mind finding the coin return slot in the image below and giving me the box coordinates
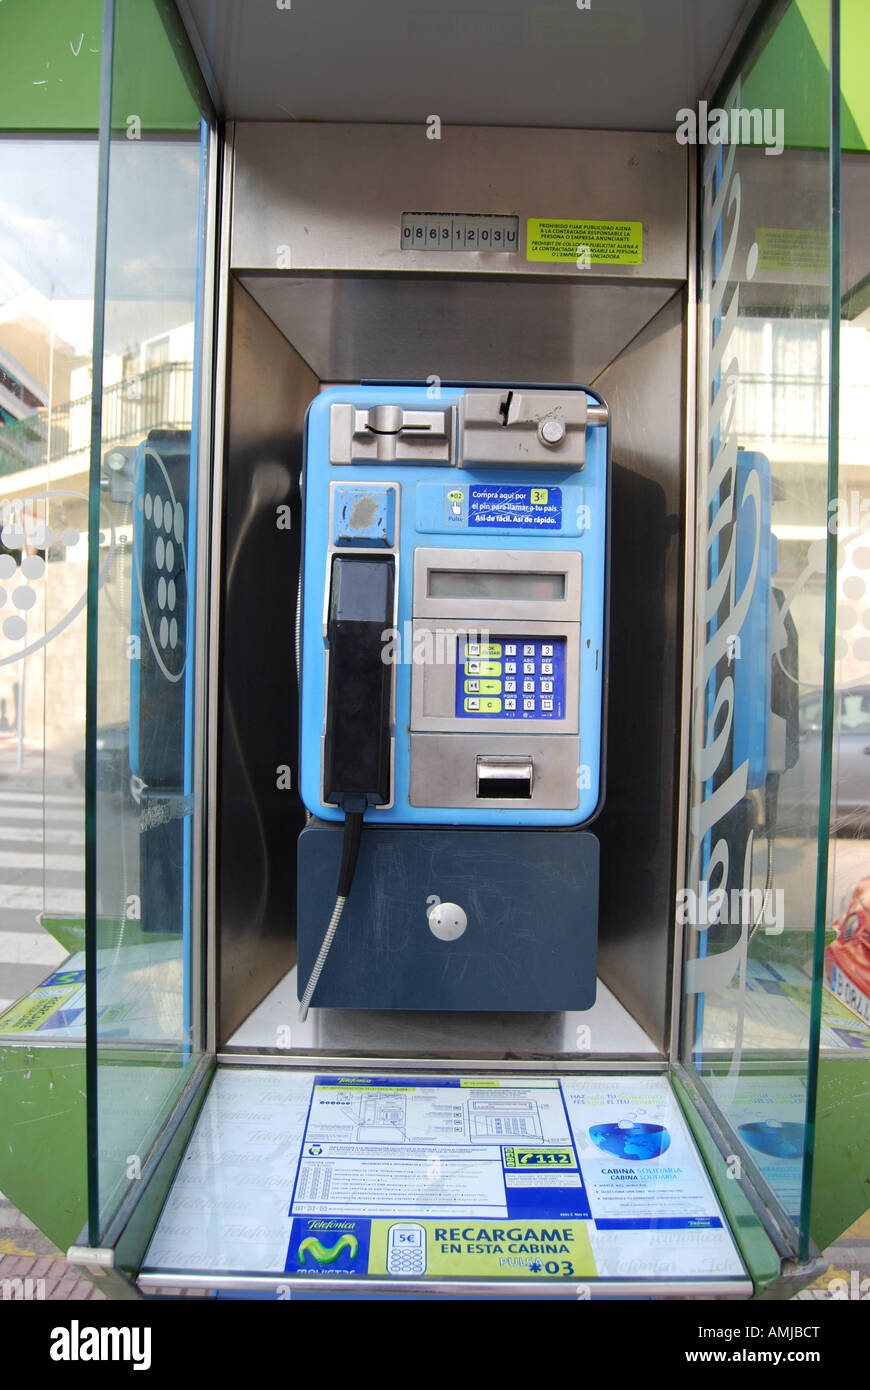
[476,756,533,799]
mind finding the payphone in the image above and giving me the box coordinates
[297,384,609,1014]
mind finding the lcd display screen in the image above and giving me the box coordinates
[427,570,565,601]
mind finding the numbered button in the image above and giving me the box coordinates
[523,644,534,656]
[542,644,553,656]
[541,662,553,675]
[541,679,553,693]
[505,661,517,674]
[505,644,517,655]
[523,698,535,711]
[505,698,516,711]
[523,661,535,674]
[505,680,516,692]
[541,698,554,711]
[523,679,535,693]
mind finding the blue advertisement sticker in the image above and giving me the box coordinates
[467,485,562,530]
[285,1217,371,1276]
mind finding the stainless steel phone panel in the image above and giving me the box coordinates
[409,733,580,810]
[459,390,587,468]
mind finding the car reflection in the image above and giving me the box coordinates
[777,687,870,835]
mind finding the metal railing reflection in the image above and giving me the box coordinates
[0,363,193,476]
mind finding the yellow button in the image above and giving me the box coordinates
[468,660,500,677]
[465,679,501,695]
[464,696,502,714]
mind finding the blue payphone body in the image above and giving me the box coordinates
[297,384,609,1013]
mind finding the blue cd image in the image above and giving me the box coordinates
[738,1120,804,1160]
[588,1122,671,1161]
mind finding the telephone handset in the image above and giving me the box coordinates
[322,554,394,808]
[298,553,395,1016]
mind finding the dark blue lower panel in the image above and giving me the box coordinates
[297,825,598,1010]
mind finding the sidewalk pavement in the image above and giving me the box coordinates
[0,1194,104,1301]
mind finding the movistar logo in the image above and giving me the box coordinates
[298,1233,359,1265]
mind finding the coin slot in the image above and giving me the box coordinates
[476,756,533,799]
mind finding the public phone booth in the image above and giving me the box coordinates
[0,0,868,1299]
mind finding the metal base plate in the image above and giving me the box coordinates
[297,824,599,1011]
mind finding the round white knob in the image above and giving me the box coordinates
[427,902,468,940]
[539,417,566,445]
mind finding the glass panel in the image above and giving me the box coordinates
[827,0,870,933]
[86,0,212,1237]
[682,0,835,1254]
[812,0,870,1245]
[0,2,102,1247]
[0,137,96,1027]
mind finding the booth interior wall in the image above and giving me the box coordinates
[217,279,315,1044]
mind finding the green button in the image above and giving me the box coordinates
[465,679,501,695]
[464,696,502,714]
[464,642,502,659]
[466,660,500,677]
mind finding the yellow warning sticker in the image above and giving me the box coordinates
[755,227,828,274]
[526,218,643,265]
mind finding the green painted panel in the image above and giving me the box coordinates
[0,1044,202,1257]
[799,0,870,150]
[110,0,200,131]
[0,0,197,132]
[0,0,102,130]
[41,916,179,955]
[670,1069,781,1294]
[841,0,870,152]
[810,1058,870,1252]
[113,1058,213,1281]
[0,1046,87,1251]
[740,0,866,154]
[741,2,830,150]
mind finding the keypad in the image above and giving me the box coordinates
[455,638,566,719]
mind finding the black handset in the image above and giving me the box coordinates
[322,553,394,808]
[299,552,395,1017]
